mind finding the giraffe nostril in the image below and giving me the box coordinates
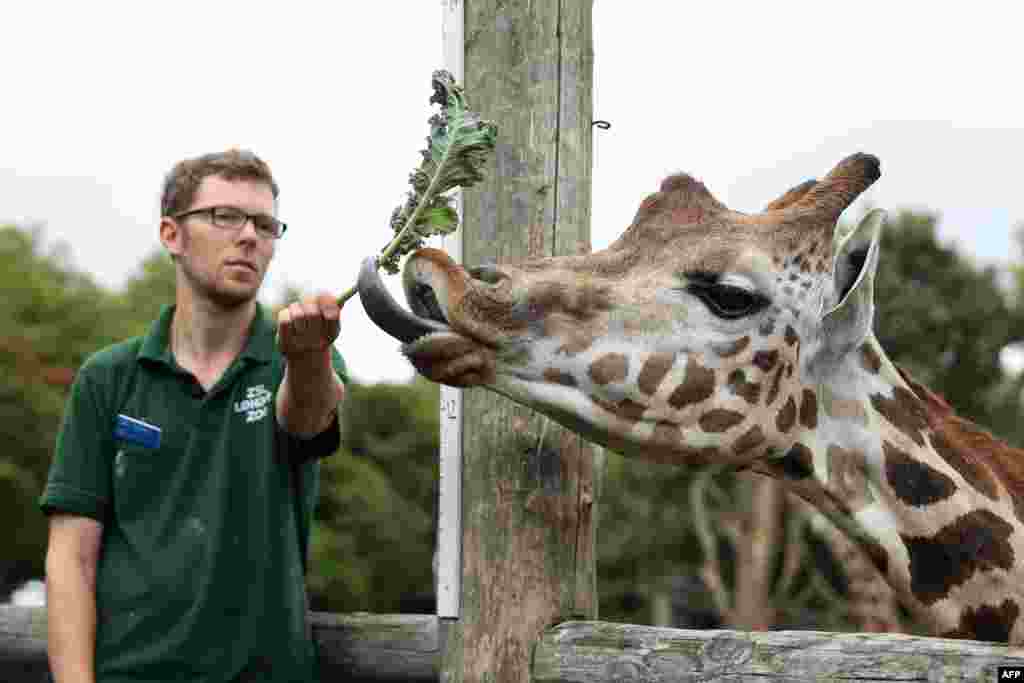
[468,264,507,286]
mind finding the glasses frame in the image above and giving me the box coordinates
[172,205,288,240]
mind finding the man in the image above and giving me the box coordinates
[40,149,346,682]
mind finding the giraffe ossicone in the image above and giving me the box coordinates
[361,153,1024,644]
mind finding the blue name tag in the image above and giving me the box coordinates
[115,414,162,450]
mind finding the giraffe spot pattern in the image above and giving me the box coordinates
[776,396,797,433]
[589,353,629,385]
[593,396,647,422]
[942,599,1020,643]
[753,349,779,372]
[860,344,883,374]
[777,442,814,479]
[543,368,578,387]
[699,409,746,433]
[727,369,761,405]
[784,325,799,346]
[766,364,784,406]
[799,389,818,429]
[638,352,674,395]
[883,440,957,506]
[902,509,1015,605]
[827,444,875,510]
[929,430,1001,501]
[667,357,715,409]
[733,425,765,455]
[870,387,929,447]
[713,336,750,358]
[557,331,595,356]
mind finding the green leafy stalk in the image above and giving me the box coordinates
[337,70,498,305]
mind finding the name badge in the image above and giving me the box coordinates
[115,414,162,450]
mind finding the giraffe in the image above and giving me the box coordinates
[359,153,1024,644]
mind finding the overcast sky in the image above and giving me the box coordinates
[4,2,1022,383]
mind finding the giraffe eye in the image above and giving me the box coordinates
[688,283,769,320]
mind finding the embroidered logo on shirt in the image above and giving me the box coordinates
[235,384,271,423]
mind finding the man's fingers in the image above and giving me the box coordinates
[315,292,341,321]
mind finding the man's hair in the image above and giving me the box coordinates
[160,148,279,217]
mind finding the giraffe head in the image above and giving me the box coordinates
[362,153,884,468]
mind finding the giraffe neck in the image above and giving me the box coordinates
[766,335,1024,642]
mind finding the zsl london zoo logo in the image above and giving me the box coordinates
[235,385,271,423]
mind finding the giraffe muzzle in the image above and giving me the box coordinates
[358,255,451,344]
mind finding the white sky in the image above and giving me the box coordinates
[3,2,1022,384]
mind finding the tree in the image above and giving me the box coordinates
[308,377,439,613]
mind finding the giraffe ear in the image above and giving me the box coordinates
[820,209,886,361]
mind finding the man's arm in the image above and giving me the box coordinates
[276,294,346,438]
[45,514,103,683]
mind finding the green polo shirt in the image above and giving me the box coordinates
[40,304,347,683]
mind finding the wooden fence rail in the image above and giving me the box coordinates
[5,606,1024,682]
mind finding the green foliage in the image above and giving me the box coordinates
[872,210,1024,435]
[336,71,498,305]
[308,378,440,613]
[378,70,498,275]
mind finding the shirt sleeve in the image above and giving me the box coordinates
[39,362,113,522]
[275,346,347,464]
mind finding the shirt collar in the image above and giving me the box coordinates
[138,304,276,367]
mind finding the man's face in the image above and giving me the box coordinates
[162,175,278,309]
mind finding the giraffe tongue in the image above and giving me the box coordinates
[358,256,450,343]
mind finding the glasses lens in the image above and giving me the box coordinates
[253,215,284,239]
[211,207,247,229]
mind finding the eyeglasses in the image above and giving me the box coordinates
[173,206,287,239]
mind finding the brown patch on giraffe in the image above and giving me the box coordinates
[637,352,674,395]
[727,369,761,405]
[902,509,1015,605]
[648,422,691,456]
[543,368,578,387]
[870,387,929,447]
[898,368,1024,523]
[929,430,1000,502]
[942,599,1020,643]
[775,396,797,433]
[799,389,818,429]
[588,353,629,385]
[766,364,784,406]
[861,539,890,577]
[860,344,883,374]
[784,325,799,346]
[776,442,814,479]
[883,440,957,506]
[667,357,715,410]
[820,386,869,426]
[752,349,779,372]
[828,445,875,510]
[556,330,595,356]
[592,396,647,422]
[699,409,746,433]
[713,336,750,358]
[733,425,766,455]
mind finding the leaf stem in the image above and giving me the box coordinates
[337,96,461,308]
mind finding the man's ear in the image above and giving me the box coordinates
[819,209,886,364]
[160,217,183,258]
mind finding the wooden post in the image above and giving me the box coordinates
[441,1,598,681]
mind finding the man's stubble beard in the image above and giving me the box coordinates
[178,230,263,311]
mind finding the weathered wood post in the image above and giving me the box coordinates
[440,1,599,680]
